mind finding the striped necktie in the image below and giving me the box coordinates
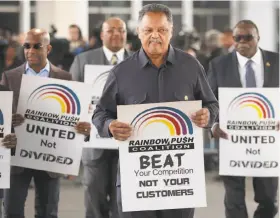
[245,60,256,87]
[111,54,118,65]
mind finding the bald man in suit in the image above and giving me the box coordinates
[70,17,132,218]
[1,29,91,218]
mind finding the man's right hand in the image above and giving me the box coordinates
[12,114,25,127]
[109,120,132,141]
[212,123,228,139]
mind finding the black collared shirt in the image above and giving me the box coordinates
[93,45,218,137]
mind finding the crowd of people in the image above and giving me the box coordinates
[0,2,278,218]
[0,15,235,78]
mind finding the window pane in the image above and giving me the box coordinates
[213,15,230,31]
[194,15,207,34]
[89,1,130,7]
[143,1,181,8]
[194,1,230,9]
[0,1,19,6]
[0,13,19,33]
[89,14,106,36]
[172,14,182,35]
[31,13,35,29]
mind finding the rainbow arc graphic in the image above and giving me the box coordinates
[93,71,110,87]
[131,106,193,136]
[228,92,275,119]
[28,84,81,115]
[0,109,3,125]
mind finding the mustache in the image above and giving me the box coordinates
[149,39,161,43]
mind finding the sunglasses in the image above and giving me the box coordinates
[233,34,254,42]
[23,43,43,50]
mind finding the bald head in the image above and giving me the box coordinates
[24,28,52,73]
[26,29,50,45]
[101,17,127,52]
[102,17,126,31]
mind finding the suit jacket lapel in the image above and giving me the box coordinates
[124,50,130,59]
[229,52,242,87]
[49,64,56,78]
[261,49,270,87]
[100,48,108,65]
[17,64,25,85]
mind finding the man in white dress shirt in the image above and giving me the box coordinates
[207,20,279,218]
[70,17,132,218]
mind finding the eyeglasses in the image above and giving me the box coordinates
[233,34,254,42]
[23,43,43,50]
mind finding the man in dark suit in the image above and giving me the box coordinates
[1,29,90,218]
[70,17,131,218]
[93,4,218,218]
[208,20,279,218]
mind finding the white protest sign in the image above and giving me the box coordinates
[0,92,13,188]
[12,75,92,175]
[84,64,118,149]
[219,88,280,177]
[117,101,206,212]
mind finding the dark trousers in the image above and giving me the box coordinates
[83,150,119,218]
[223,176,278,218]
[117,186,195,218]
[4,169,60,218]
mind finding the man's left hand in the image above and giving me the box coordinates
[75,122,91,136]
[2,133,17,149]
[191,108,209,128]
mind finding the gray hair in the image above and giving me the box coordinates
[138,3,173,24]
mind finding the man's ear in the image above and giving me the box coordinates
[100,31,104,41]
[170,25,174,39]
[47,44,52,55]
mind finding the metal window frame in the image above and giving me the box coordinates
[0,5,230,16]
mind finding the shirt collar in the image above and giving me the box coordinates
[102,46,125,63]
[236,48,262,68]
[139,45,175,68]
[25,60,50,73]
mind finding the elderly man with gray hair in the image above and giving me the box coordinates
[93,3,218,218]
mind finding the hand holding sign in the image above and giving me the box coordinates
[12,114,24,127]
[2,133,17,149]
[191,108,209,127]
[75,122,91,136]
[109,120,132,141]
[212,123,228,139]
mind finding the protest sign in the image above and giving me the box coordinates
[12,75,92,175]
[117,101,206,211]
[84,64,118,149]
[219,88,280,177]
[0,92,13,188]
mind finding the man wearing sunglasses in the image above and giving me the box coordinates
[208,20,279,218]
[0,28,91,218]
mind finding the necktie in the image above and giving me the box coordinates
[111,54,118,65]
[245,60,256,87]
